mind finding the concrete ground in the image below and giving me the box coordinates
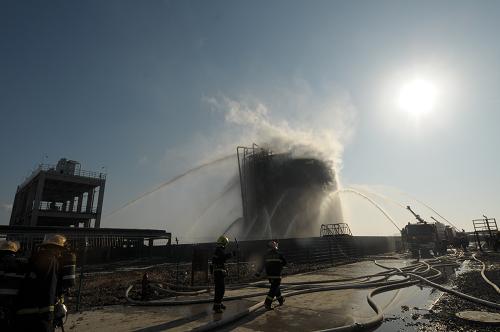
[66,259,444,332]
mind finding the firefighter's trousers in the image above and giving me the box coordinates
[213,271,226,307]
[265,278,283,307]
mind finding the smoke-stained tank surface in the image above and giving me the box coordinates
[231,145,343,240]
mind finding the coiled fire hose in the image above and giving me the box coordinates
[125,256,500,331]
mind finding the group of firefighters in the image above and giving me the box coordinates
[212,235,287,313]
[1,233,285,331]
[0,235,76,332]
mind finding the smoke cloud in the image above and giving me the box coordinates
[204,89,357,175]
[104,86,357,242]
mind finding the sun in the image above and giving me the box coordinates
[398,79,437,115]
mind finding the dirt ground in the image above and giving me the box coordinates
[66,259,345,311]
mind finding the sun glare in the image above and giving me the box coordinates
[398,79,437,115]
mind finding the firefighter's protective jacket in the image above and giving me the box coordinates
[262,249,287,279]
[17,244,76,317]
[0,251,28,319]
[212,246,231,273]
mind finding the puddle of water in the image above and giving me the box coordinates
[374,260,465,331]
[377,286,441,331]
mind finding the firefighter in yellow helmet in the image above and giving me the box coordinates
[16,234,76,332]
[0,240,20,252]
[211,235,232,313]
[255,240,287,310]
[0,240,27,330]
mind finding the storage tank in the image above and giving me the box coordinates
[234,146,343,240]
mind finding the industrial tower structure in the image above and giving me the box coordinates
[235,144,343,239]
[9,158,106,228]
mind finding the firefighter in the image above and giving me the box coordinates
[0,240,27,331]
[16,234,76,332]
[212,235,231,313]
[255,240,287,310]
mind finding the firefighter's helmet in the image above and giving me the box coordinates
[0,240,20,252]
[217,235,229,247]
[42,234,67,247]
[268,240,278,250]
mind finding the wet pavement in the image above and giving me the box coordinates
[66,256,496,332]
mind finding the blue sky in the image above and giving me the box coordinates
[1,1,500,234]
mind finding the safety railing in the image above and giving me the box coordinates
[472,216,498,250]
[38,163,106,179]
[38,201,98,214]
[320,223,353,237]
[20,164,106,189]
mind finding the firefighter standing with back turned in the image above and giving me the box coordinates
[212,235,231,313]
[16,234,76,332]
[256,240,287,310]
[0,240,27,331]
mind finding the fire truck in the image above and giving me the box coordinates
[401,206,448,257]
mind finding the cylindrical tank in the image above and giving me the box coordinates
[237,150,343,239]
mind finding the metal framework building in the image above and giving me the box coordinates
[9,158,106,228]
[235,144,343,239]
[472,215,498,250]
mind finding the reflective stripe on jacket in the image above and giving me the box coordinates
[61,252,77,289]
[17,305,55,315]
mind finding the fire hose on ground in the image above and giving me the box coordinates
[189,260,437,332]
[472,253,500,295]
[124,254,500,331]
[125,263,419,306]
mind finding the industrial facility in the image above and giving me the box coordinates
[9,158,106,228]
[233,145,343,239]
[1,153,499,332]
[3,158,171,262]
